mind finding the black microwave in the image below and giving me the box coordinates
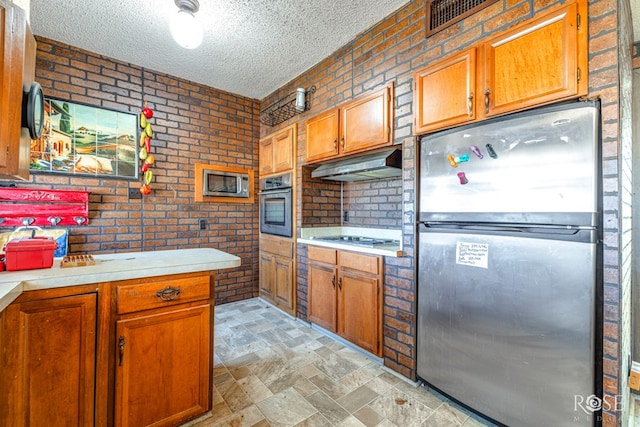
[202,170,249,198]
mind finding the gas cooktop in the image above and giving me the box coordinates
[310,235,399,248]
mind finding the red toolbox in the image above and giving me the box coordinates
[4,237,57,271]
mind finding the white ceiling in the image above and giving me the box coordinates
[29,0,411,100]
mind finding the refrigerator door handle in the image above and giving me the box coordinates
[420,222,596,238]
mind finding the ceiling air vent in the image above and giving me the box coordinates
[425,0,499,37]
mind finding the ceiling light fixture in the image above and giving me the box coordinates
[170,0,203,49]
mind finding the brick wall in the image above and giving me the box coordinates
[261,0,627,424]
[23,37,261,305]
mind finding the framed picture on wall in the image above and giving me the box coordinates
[30,98,139,179]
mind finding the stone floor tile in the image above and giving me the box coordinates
[237,374,274,403]
[297,363,324,379]
[256,387,318,426]
[308,372,350,400]
[393,382,445,411]
[314,353,360,381]
[338,368,376,393]
[335,415,367,426]
[230,365,252,380]
[368,388,434,427]
[421,403,469,426]
[210,404,266,427]
[352,405,384,427]
[305,390,351,424]
[217,380,254,412]
[295,413,333,427]
[293,378,321,397]
[336,385,380,414]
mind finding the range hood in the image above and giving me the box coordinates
[311,149,402,181]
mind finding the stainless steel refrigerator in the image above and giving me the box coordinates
[417,101,601,427]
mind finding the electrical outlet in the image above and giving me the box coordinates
[343,211,349,222]
[128,188,142,199]
[199,219,206,230]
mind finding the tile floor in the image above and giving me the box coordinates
[186,298,494,427]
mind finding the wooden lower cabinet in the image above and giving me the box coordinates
[308,246,383,356]
[259,234,295,315]
[338,270,380,355]
[0,271,215,427]
[0,291,97,427]
[115,304,211,427]
[308,261,337,331]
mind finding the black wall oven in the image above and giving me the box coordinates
[259,173,292,237]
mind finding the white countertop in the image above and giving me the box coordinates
[0,248,241,313]
[298,227,403,257]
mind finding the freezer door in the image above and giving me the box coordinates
[419,102,599,221]
[417,230,596,427]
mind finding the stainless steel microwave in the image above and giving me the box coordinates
[202,170,249,198]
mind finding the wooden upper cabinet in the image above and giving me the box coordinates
[413,48,477,134]
[305,84,393,164]
[306,108,339,163]
[0,2,32,180]
[259,136,274,175]
[272,126,295,172]
[341,85,392,155]
[483,0,587,116]
[413,0,587,134]
[259,124,295,176]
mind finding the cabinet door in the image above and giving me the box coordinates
[413,48,476,134]
[259,137,274,175]
[0,3,30,180]
[0,293,97,427]
[337,270,380,356]
[341,85,392,155]
[308,262,338,332]
[274,256,294,311]
[259,251,275,299]
[272,126,294,173]
[483,0,586,116]
[115,304,211,427]
[305,108,339,163]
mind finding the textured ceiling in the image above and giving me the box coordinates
[30,0,411,100]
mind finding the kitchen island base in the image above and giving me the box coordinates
[0,248,240,427]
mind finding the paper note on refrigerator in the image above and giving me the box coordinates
[456,242,489,268]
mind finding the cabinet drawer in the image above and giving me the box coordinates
[308,246,337,264]
[339,251,380,275]
[116,275,210,314]
[260,235,293,258]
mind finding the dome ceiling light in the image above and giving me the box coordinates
[170,0,203,49]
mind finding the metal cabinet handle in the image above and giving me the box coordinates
[333,138,338,150]
[156,286,180,301]
[119,335,125,366]
[467,92,474,117]
[338,277,342,291]
[331,274,336,289]
[341,137,345,150]
[484,88,491,114]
